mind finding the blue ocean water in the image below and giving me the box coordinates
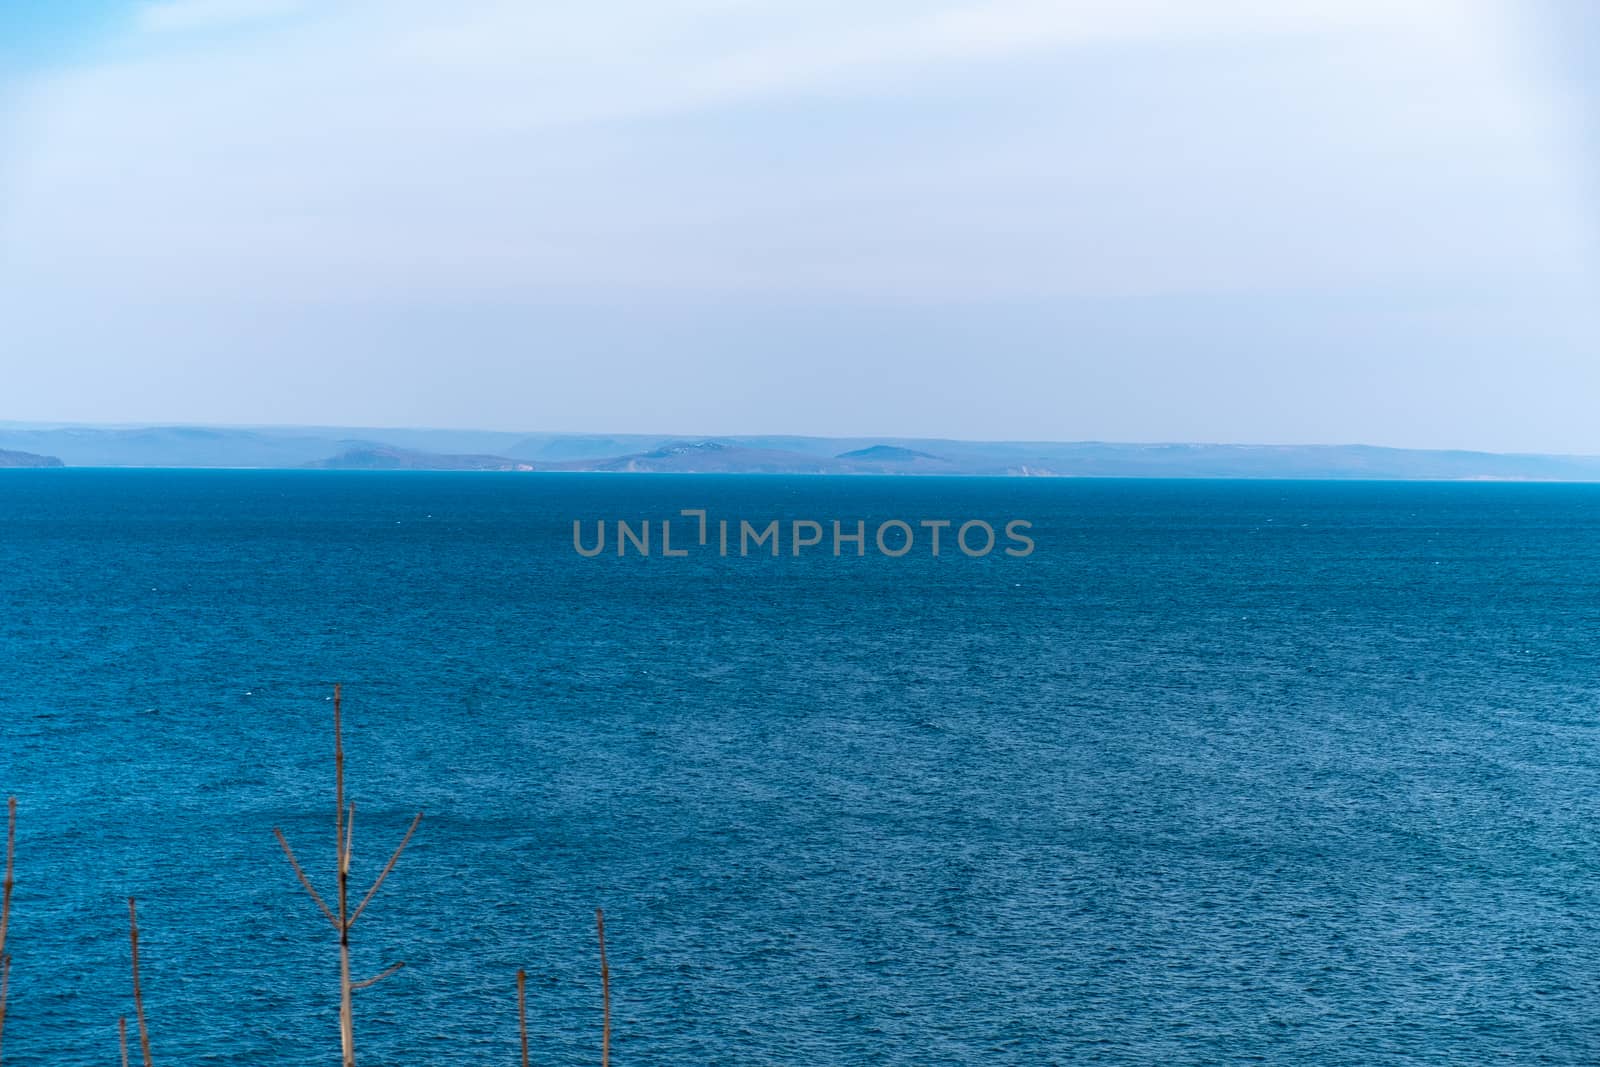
[1,471,1599,1065]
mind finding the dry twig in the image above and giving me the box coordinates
[516,969,529,1067]
[0,796,14,1064]
[597,909,610,1067]
[273,685,422,1067]
[127,899,153,1067]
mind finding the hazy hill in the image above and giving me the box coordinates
[306,446,534,471]
[0,448,63,468]
[837,445,941,461]
[9,423,1600,480]
[564,441,850,474]
[0,425,343,467]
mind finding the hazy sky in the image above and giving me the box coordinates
[2,1,1597,449]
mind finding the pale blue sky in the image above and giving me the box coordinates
[2,1,1597,450]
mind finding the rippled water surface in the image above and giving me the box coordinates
[2,471,1599,1065]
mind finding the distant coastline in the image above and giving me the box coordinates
[0,447,64,468]
[6,424,1600,480]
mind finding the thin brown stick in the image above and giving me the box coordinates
[0,953,9,1065]
[338,939,353,1067]
[272,829,339,929]
[119,1016,130,1067]
[343,803,355,879]
[335,684,354,1067]
[0,798,13,952]
[596,908,610,1067]
[517,970,529,1067]
[128,898,153,1067]
[0,795,14,1062]
[347,811,423,929]
[334,683,345,871]
[350,962,403,990]
[335,685,347,893]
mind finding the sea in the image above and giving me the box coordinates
[1,470,1598,1065]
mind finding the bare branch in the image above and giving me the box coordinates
[119,1016,130,1067]
[334,684,345,892]
[350,962,404,990]
[281,685,424,1066]
[0,797,13,954]
[517,970,529,1067]
[0,797,13,930]
[343,804,354,878]
[0,795,14,1055]
[597,908,611,1067]
[334,684,353,1067]
[347,811,423,929]
[128,899,153,1067]
[0,799,13,1043]
[0,953,10,1064]
[273,829,339,930]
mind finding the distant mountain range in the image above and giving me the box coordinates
[4,423,1600,480]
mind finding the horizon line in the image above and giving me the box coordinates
[4,420,1599,461]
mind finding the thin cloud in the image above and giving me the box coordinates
[137,0,312,33]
